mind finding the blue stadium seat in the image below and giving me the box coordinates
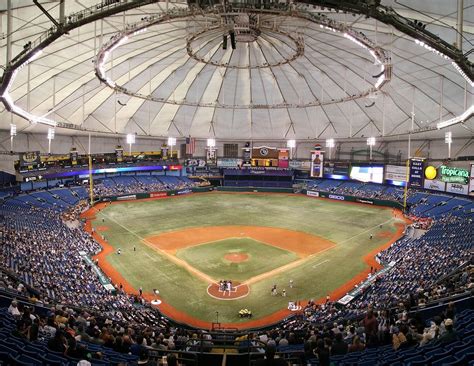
[13,354,43,366]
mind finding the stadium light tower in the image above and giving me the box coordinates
[47,127,55,154]
[326,139,335,160]
[445,131,452,159]
[287,139,296,159]
[126,133,135,155]
[207,138,216,148]
[168,136,176,158]
[367,137,376,161]
[10,124,16,151]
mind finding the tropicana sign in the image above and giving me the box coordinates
[439,165,469,184]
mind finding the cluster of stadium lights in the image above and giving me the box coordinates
[1,49,58,127]
[342,32,385,90]
[450,61,474,88]
[317,25,387,91]
[414,39,450,60]
[437,105,474,129]
[1,13,473,135]
[414,39,474,89]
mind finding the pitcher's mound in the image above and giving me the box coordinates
[224,253,249,263]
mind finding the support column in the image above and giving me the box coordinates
[59,0,65,25]
[456,0,463,51]
[6,0,12,65]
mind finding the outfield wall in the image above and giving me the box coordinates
[303,189,404,209]
[94,187,402,209]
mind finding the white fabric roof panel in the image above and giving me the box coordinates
[0,1,472,140]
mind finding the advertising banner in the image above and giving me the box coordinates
[115,148,124,163]
[289,160,311,170]
[470,164,474,197]
[278,149,289,168]
[117,194,136,200]
[423,179,445,192]
[186,159,206,167]
[217,158,242,168]
[206,148,217,165]
[409,159,424,188]
[70,151,78,166]
[252,146,279,159]
[446,182,469,195]
[150,192,167,198]
[310,151,324,178]
[323,162,350,180]
[438,165,469,184]
[350,165,384,184]
[306,190,319,197]
[385,165,408,182]
[19,151,41,167]
[242,148,251,167]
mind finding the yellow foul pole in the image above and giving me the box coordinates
[403,158,410,212]
[89,155,94,206]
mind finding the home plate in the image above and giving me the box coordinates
[151,300,162,305]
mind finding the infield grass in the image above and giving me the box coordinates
[176,238,299,282]
[93,192,404,324]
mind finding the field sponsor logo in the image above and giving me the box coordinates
[423,179,445,192]
[177,189,192,195]
[385,165,407,182]
[356,198,374,205]
[409,158,424,188]
[306,190,319,197]
[328,194,345,201]
[117,194,136,200]
[338,294,354,306]
[150,192,167,198]
[439,165,469,184]
[446,182,469,195]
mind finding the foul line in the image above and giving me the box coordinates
[97,210,402,289]
[312,259,330,268]
[96,210,218,285]
[242,216,400,286]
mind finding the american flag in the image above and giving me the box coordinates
[186,137,196,155]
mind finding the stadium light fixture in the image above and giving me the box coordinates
[367,137,376,161]
[126,133,135,155]
[167,137,176,159]
[167,137,176,146]
[207,138,216,148]
[47,127,55,154]
[10,124,16,151]
[326,138,335,160]
[445,131,452,159]
[437,105,474,129]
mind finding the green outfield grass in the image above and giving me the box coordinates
[176,238,299,282]
[93,192,404,324]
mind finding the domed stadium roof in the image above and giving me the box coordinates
[0,0,472,141]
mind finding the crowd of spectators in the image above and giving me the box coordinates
[92,176,197,197]
[0,182,471,365]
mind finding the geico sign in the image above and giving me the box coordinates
[328,194,345,201]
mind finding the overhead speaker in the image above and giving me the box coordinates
[222,34,227,50]
[229,31,236,49]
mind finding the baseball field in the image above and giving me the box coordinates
[85,192,406,328]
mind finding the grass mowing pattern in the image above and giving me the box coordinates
[93,193,402,323]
